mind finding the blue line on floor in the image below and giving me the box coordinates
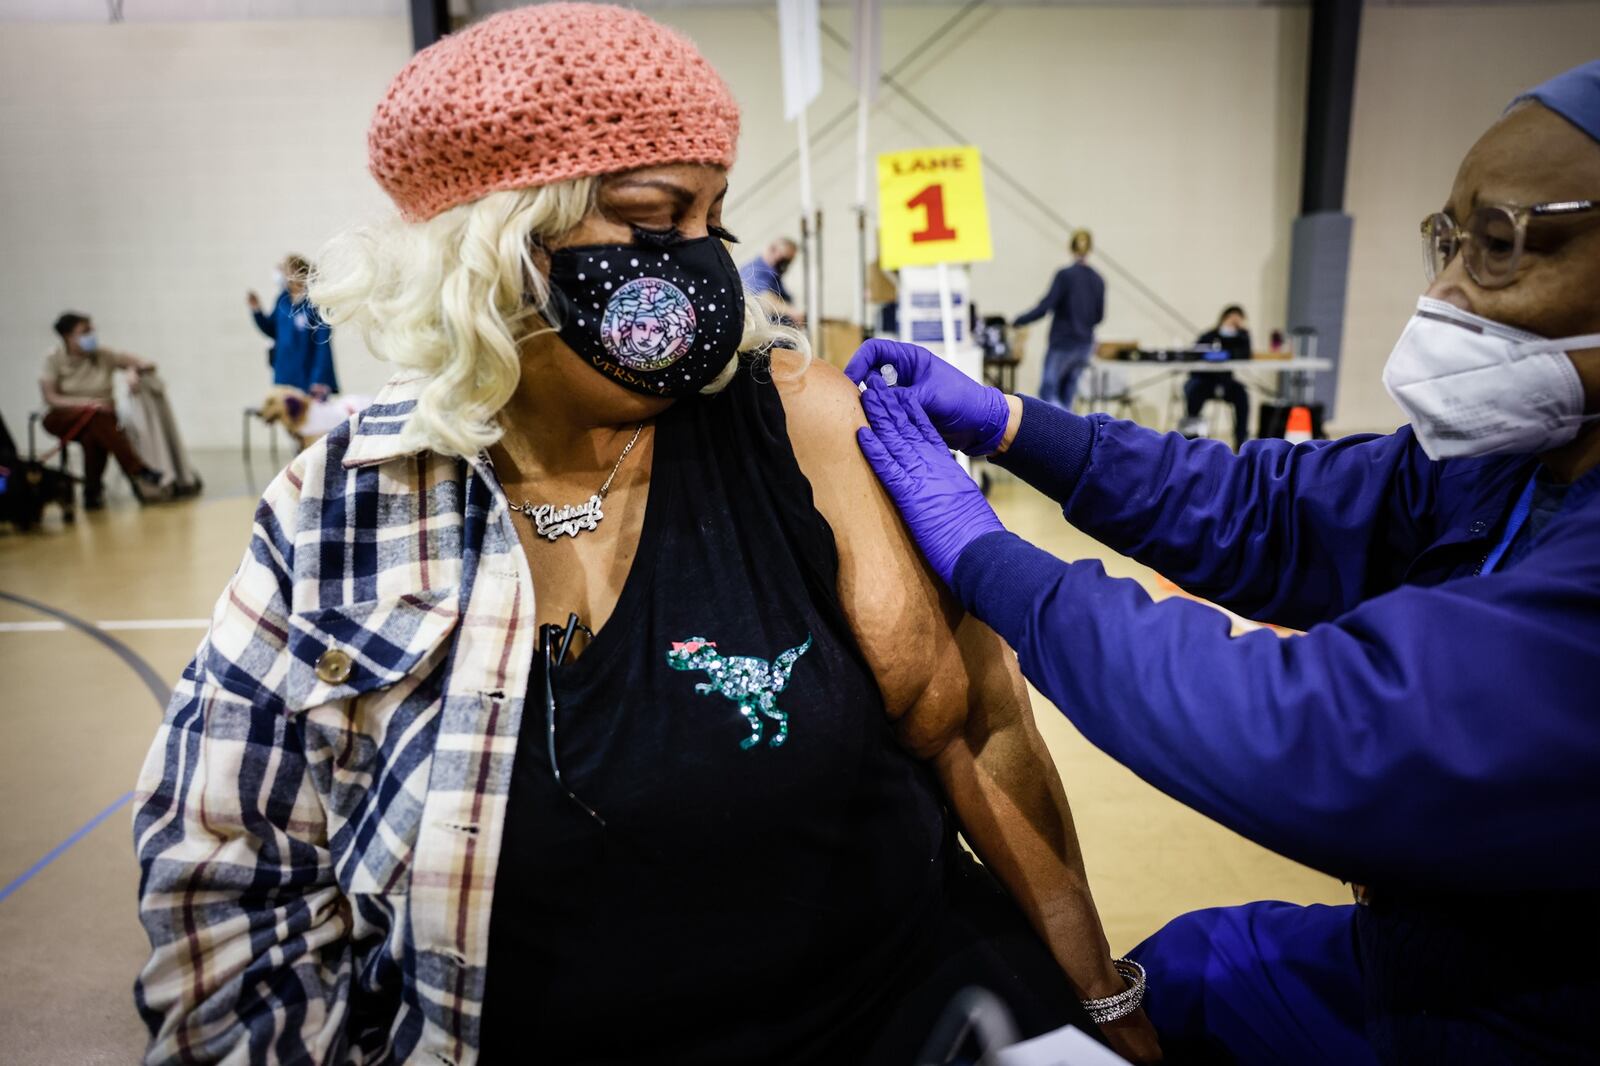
[0,791,135,904]
[0,589,172,905]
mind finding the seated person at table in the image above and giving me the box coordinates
[1182,304,1252,449]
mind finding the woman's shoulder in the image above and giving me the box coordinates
[770,350,869,460]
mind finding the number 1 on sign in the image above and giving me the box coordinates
[908,184,958,243]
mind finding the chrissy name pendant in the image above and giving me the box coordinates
[514,423,645,541]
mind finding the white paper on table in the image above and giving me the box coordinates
[993,1024,1129,1066]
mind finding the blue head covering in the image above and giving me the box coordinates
[1512,59,1600,143]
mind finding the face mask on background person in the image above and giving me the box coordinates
[1383,295,1600,459]
[775,257,792,276]
[1219,326,1239,337]
[77,332,99,353]
[272,269,287,290]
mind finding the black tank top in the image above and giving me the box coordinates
[480,367,1088,1064]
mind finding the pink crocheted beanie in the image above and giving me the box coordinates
[368,3,741,222]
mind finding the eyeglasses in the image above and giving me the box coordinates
[1421,200,1598,289]
[540,613,605,828]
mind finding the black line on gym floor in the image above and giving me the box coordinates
[0,588,174,904]
[0,589,172,709]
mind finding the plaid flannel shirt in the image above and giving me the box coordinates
[134,374,535,1065]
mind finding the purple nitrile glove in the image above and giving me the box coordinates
[856,377,1007,585]
[843,338,1011,455]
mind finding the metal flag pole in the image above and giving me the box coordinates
[853,0,878,338]
[857,210,869,337]
[796,103,820,352]
[779,0,823,352]
[854,89,870,339]
[815,205,825,346]
[936,262,958,357]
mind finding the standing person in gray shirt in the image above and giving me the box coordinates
[1014,229,1105,410]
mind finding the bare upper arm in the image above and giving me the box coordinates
[773,350,1024,757]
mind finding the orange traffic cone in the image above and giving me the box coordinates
[1284,406,1314,445]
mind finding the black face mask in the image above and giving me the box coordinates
[542,228,746,398]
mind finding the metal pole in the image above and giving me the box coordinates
[936,263,958,356]
[854,0,873,334]
[796,105,821,351]
[857,209,870,337]
[799,212,815,348]
[856,93,871,333]
[814,207,825,346]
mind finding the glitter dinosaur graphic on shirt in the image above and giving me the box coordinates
[666,634,814,749]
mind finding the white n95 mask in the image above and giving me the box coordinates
[1382,296,1600,460]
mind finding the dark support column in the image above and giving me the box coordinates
[1301,0,1362,214]
[1287,0,1362,421]
[411,0,450,52]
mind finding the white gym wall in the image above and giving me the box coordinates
[0,15,411,451]
[2,2,1596,450]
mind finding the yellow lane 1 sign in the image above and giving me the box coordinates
[877,145,993,271]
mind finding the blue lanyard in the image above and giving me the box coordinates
[1480,474,1539,576]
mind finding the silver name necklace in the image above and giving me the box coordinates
[512,423,646,541]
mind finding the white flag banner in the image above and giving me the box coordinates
[852,0,881,102]
[777,0,822,121]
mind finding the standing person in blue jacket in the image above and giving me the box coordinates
[845,60,1600,1064]
[246,254,338,398]
[1014,228,1105,410]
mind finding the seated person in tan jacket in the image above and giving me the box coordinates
[39,312,170,508]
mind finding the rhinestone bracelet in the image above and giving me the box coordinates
[1080,958,1147,1025]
